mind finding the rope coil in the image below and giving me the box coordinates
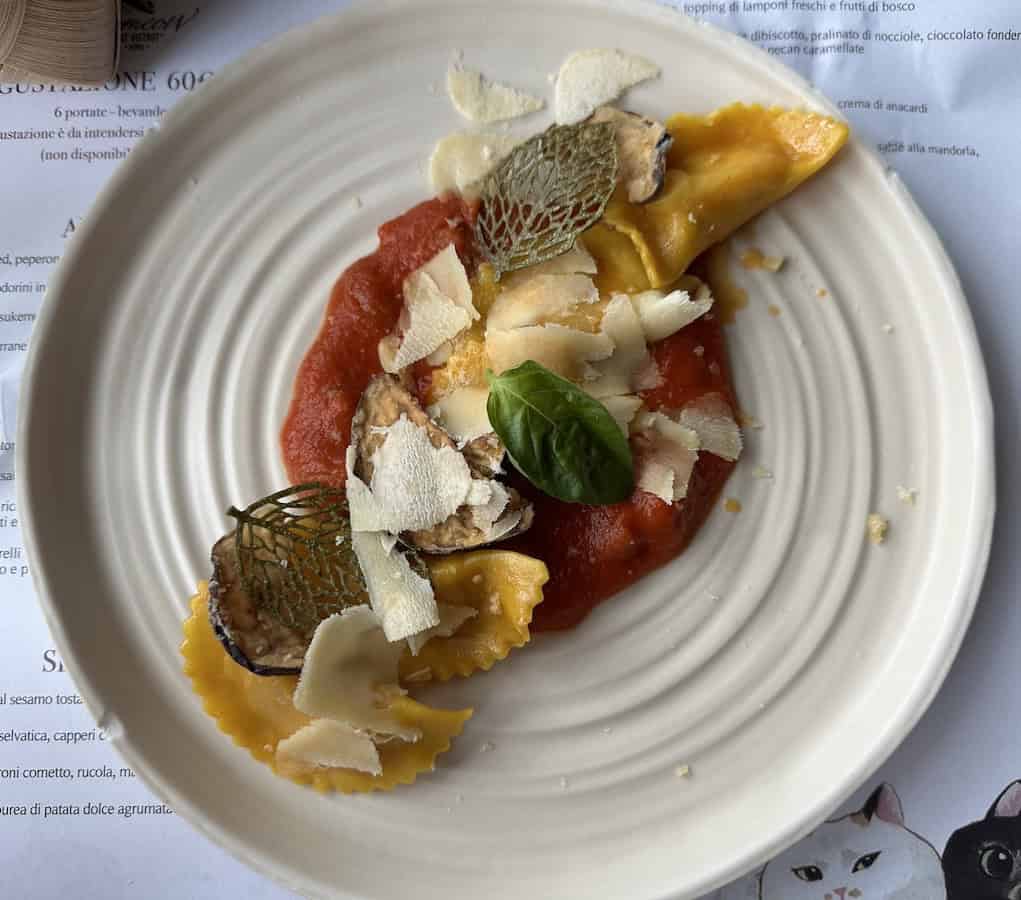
[0,0,119,85]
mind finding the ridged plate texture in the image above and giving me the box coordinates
[17,1,994,898]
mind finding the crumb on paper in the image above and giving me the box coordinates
[882,322,895,333]
[816,288,828,298]
[752,465,773,480]
[455,793,464,805]
[674,765,691,778]
[602,726,613,734]
[351,195,363,210]
[559,776,570,790]
[897,485,918,505]
[767,304,781,317]
[724,498,742,513]
[480,741,495,753]
[867,513,889,545]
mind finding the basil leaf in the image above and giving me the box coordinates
[486,361,634,505]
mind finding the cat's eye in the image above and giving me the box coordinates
[791,865,824,882]
[980,844,1014,880]
[852,851,881,873]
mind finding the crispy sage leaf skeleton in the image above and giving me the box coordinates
[474,121,619,278]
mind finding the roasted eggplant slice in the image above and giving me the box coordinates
[351,375,533,553]
[590,106,673,203]
[208,484,371,675]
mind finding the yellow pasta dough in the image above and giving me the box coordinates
[401,551,549,682]
[182,587,472,793]
[601,103,849,288]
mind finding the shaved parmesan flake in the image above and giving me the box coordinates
[428,131,518,196]
[587,294,653,397]
[677,393,743,462]
[447,65,545,123]
[384,246,476,373]
[554,49,661,124]
[276,720,382,776]
[601,395,643,434]
[500,241,597,287]
[428,386,493,443]
[631,282,714,343]
[486,323,614,380]
[352,416,474,533]
[294,606,421,738]
[487,273,599,332]
[633,411,700,503]
[420,243,476,320]
[350,533,440,644]
[407,604,478,655]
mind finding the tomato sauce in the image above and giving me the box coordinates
[282,196,473,485]
[505,315,736,630]
[282,202,738,632]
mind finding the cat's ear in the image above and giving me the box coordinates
[987,781,1021,819]
[862,783,905,826]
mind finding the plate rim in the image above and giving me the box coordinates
[16,0,996,896]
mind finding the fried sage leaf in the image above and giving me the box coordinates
[226,484,368,635]
[486,361,635,505]
[474,121,618,278]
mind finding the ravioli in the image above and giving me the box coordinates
[400,551,549,682]
[601,103,849,288]
[182,587,472,793]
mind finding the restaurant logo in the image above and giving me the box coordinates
[121,2,202,56]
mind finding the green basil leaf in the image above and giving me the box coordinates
[486,361,634,505]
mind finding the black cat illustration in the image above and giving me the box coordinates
[943,780,1021,900]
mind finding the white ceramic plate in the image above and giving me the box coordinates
[18,1,994,898]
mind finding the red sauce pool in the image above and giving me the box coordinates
[282,202,738,632]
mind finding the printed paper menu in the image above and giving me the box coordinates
[0,1,1018,897]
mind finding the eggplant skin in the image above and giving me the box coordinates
[207,534,307,676]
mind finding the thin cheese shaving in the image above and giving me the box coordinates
[486,323,614,380]
[447,65,545,123]
[428,132,518,197]
[293,606,422,738]
[384,245,477,373]
[350,416,474,533]
[500,241,597,288]
[276,720,382,777]
[350,533,440,644]
[586,293,653,397]
[630,282,714,343]
[428,386,493,443]
[554,49,661,124]
[487,273,599,332]
[601,395,643,434]
[677,393,743,461]
[633,411,700,503]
